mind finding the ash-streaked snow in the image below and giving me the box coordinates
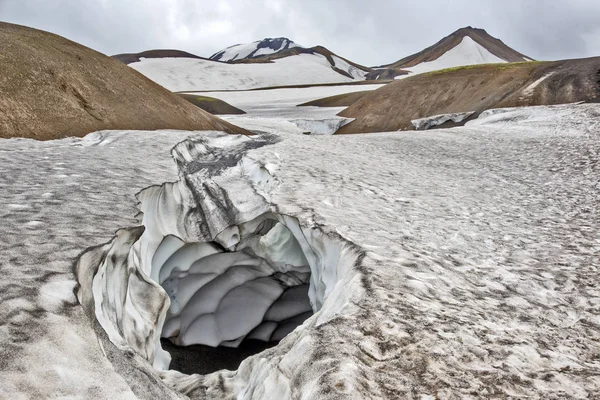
[1,101,599,399]
[188,103,600,399]
[0,130,207,399]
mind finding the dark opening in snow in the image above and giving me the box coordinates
[155,225,314,375]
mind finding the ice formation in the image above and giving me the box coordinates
[411,111,475,130]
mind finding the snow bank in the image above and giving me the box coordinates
[521,72,555,97]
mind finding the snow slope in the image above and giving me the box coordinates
[130,54,360,91]
[210,38,300,62]
[399,36,507,77]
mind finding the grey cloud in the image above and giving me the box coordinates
[1,0,599,66]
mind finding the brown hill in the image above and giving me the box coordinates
[112,49,209,65]
[178,94,245,115]
[297,91,373,107]
[0,23,248,140]
[337,57,600,134]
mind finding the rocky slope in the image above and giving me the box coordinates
[0,22,248,139]
[337,57,600,133]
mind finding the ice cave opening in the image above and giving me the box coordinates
[147,217,315,374]
[77,200,357,381]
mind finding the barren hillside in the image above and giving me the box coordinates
[0,23,248,140]
[337,57,600,133]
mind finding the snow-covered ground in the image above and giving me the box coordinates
[396,36,515,79]
[130,54,363,92]
[1,103,599,399]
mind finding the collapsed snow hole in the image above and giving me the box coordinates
[77,208,357,377]
[153,220,314,374]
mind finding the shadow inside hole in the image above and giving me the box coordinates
[161,338,277,375]
[161,284,314,376]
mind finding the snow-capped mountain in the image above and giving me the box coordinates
[372,27,533,78]
[210,38,371,80]
[126,54,369,92]
[121,38,373,91]
[210,37,300,62]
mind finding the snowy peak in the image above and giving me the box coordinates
[210,37,301,62]
[382,27,532,73]
[208,38,373,82]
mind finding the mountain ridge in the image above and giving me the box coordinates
[112,49,211,65]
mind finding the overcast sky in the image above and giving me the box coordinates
[1,0,599,66]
